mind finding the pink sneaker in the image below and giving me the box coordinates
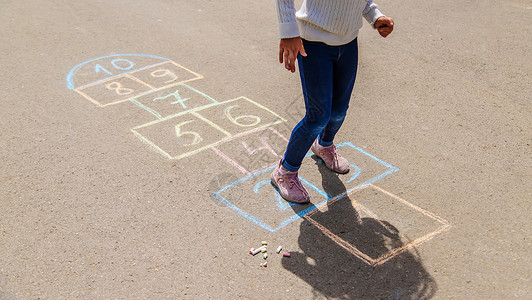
[270,161,310,204]
[311,139,350,174]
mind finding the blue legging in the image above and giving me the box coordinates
[282,38,358,172]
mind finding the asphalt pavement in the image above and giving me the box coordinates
[1,0,530,298]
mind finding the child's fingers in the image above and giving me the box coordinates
[283,50,292,71]
[287,54,296,72]
[281,48,298,72]
[377,21,393,37]
[300,44,307,57]
[379,31,391,37]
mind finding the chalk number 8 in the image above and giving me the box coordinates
[105,82,134,95]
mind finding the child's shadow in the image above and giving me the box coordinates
[283,156,437,299]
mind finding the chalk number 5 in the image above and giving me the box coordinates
[175,120,202,146]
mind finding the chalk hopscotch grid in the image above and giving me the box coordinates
[74,61,204,107]
[212,143,400,232]
[67,54,451,265]
[131,97,287,160]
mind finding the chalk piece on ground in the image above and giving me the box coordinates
[276,246,282,254]
[262,241,267,245]
[261,262,268,267]
[261,247,267,253]
[263,253,268,259]
[249,248,255,254]
[251,245,266,255]
[282,253,291,257]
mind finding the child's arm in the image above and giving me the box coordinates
[363,0,394,38]
[276,0,306,72]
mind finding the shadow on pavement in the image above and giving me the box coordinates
[283,157,437,299]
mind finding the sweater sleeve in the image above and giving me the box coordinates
[276,0,300,38]
[363,0,385,28]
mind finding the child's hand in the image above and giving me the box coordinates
[279,37,307,73]
[374,17,394,38]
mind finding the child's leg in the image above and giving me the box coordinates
[282,40,336,172]
[319,38,359,146]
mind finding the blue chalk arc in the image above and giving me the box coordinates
[66,54,171,90]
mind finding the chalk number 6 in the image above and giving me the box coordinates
[225,105,261,127]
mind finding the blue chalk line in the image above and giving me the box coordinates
[213,143,399,232]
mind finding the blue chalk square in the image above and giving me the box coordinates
[213,166,328,232]
[213,142,398,232]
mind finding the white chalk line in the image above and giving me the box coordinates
[74,61,204,107]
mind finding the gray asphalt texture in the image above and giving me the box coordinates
[1,0,531,299]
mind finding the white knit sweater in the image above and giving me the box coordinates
[276,0,385,45]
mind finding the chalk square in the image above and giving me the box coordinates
[130,83,217,120]
[131,111,231,160]
[305,185,451,266]
[212,127,288,175]
[298,143,399,200]
[132,97,288,160]
[212,143,400,232]
[194,97,286,137]
[213,167,328,232]
[75,75,153,107]
[128,61,203,89]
